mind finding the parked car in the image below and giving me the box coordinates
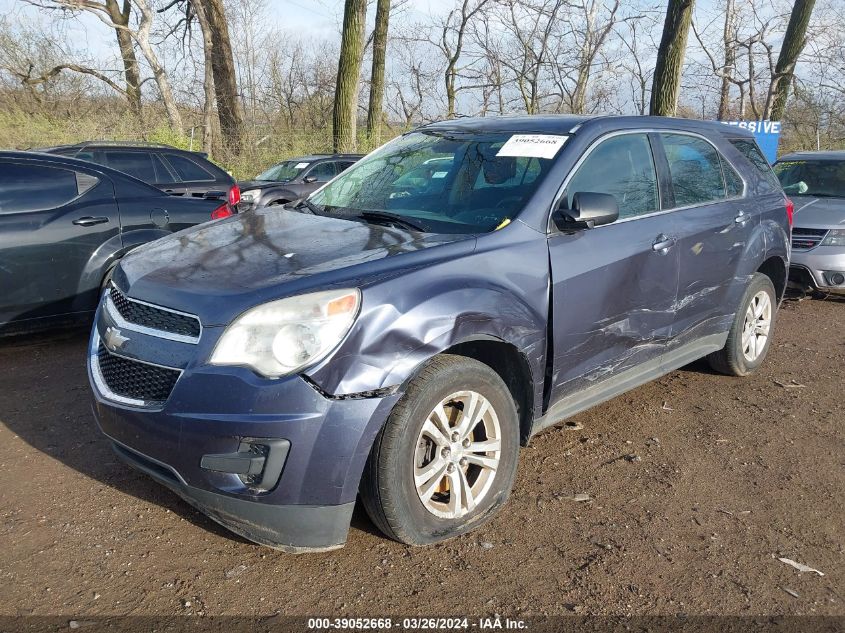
[40,141,241,209]
[0,151,234,335]
[773,150,845,295]
[88,115,790,552]
[238,154,362,210]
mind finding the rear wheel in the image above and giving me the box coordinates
[707,273,777,376]
[360,355,519,545]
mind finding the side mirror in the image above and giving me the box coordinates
[303,175,318,184]
[553,192,619,230]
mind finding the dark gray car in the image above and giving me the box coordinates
[88,115,790,552]
[238,154,362,210]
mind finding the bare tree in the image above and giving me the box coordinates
[650,0,695,116]
[366,0,390,145]
[333,0,367,152]
[770,0,816,121]
[27,0,183,130]
[438,0,491,118]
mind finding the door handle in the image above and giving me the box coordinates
[734,211,750,224]
[652,234,675,253]
[72,216,110,227]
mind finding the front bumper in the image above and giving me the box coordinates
[88,294,401,551]
[108,439,355,552]
[790,245,845,294]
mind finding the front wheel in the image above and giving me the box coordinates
[360,355,519,546]
[707,273,777,376]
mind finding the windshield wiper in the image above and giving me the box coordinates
[357,211,427,232]
[290,198,323,215]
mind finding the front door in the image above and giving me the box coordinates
[547,132,679,404]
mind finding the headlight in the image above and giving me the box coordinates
[240,190,259,203]
[209,288,360,378]
[821,229,845,246]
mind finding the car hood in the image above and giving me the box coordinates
[238,180,292,191]
[115,209,475,326]
[791,196,845,229]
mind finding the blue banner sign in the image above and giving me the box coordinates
[721,120,781,164]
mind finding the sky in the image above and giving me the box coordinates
[0,0,457,56]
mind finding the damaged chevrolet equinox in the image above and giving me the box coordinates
[89,116,791,552]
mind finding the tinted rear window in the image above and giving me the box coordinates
[104,151,157,182]
[0,163,84,213]
[730,139,780,191]
[165,154,215,181]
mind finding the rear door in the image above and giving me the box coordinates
[657,132,755,348]
[0,159,118,323]
[547,132,679,402]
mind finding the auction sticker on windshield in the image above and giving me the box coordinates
[496,134,567,159]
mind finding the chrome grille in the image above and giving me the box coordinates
[108,285,201,341]
[791,227,828,251]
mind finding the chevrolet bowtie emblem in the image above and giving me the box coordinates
[104,326,129,351]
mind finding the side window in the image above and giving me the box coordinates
[164,154,215,182]
[337,161,356,173]
[307,162,337,182]
[722,156,744,197]
[730,139,780,191]
[104,151,157,182]
[152,155,177,184]
[564,133,659,219]
[0,163,87,213]
[661,133,725,207]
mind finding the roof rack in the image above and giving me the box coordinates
[69,140,179,149]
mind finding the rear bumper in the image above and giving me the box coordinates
[109,439,354,552]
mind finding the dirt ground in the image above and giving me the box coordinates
[1,295,843,622]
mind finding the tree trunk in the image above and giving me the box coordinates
[769,0,815,121]
[191,0,216,154]
[717,0,735,120]
[105,0,142,119]
[365,0,390,147]
[333,0,367,153]
[199,0,244,153]
[132,0,183,132]
[650,0,695,116]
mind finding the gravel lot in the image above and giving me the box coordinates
[1,295,843,622]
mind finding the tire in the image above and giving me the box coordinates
[360,354,520,546]
[707,273,777,376]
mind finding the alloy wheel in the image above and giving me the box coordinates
[741,290,772,362]
[413,390,501,519]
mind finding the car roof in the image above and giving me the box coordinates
[777,150,845,162]
[417,114,756,138]
[0,150,167,193]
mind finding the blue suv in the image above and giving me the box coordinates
[88,116,791,552]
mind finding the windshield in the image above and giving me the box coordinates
[308,131,564,233]
[257,160,310,182]
[773,159,845,198]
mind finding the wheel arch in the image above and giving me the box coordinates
[757,255,788,301]
[439,338,535,445]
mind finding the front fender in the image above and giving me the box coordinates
[305,223,550,408]
[258,187,299,206]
